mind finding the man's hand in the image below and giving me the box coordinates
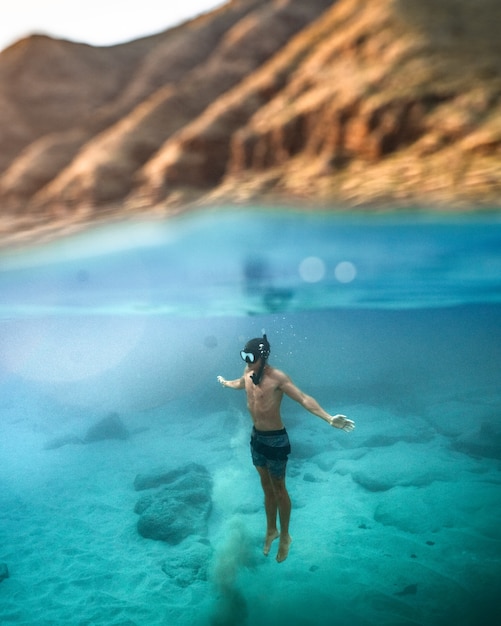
[329,414,355,432]
[217,375,226,387]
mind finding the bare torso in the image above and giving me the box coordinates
[244,365,285,431]
[218,360,355,433]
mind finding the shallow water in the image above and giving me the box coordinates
[0,208,500,626]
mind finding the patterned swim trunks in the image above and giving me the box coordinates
[250,427,291,479]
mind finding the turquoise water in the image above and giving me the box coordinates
[0,209,500,625]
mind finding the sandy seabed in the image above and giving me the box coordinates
[1,374,500,626]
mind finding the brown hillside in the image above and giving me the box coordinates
[0,0,501,244]
[0,33,165,170]
[0,0,267,211]
[181,0,501,208]
[27,0,332,214]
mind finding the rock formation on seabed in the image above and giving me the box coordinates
[1,0,500,243]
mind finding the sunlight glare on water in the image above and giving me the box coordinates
[0,208,499,403]
[1,209,500,318]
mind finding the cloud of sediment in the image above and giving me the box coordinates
[209,518,255,626]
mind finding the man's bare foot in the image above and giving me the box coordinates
[263,530,280,556]
[276,535,292,563]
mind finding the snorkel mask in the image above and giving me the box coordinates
[240,333,270,385]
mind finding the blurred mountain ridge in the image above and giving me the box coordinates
[1,0,501,244]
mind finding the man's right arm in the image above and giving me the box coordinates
[278,371,355,431]
[217,375,245,390]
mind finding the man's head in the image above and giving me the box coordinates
[240,333,270,364]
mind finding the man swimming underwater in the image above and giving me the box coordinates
[217,333,355,562]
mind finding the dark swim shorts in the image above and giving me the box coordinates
[250,427,291,479]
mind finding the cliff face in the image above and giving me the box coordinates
[1,0,500,241]
[207,0,501,207]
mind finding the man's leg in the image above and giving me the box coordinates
[269,474,292,563]
[256,466,280,555]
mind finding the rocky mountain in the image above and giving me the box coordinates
[1,0,500,243]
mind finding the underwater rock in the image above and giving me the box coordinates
[347,408,433,449]
[161,539,212,587]
[134,463,212,544]
[44,412,130,449]
[335,441,474,492]
[133,463,204,491]
[394,583,418,596]
[44,434,83,450]
[0,563,9,582]
[83,412,129,443]
[453,421,501,460]
[374,480,501,538]
[303,472,327,483]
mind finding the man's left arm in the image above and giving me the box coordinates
[279,374,355,432]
